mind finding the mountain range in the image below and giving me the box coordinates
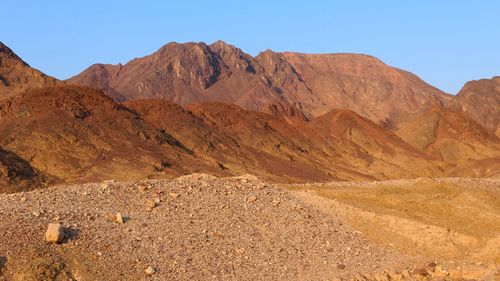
[0,40,498,193]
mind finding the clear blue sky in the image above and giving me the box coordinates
[2,1,499,93]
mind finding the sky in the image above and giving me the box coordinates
[1,1,499,93]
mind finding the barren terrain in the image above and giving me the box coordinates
[0,175,498,280]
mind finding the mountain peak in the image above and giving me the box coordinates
[0,41,27,65]
[69,40,450,125]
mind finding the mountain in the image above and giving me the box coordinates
[185,103,446,180]
[0,40,497,191]
[68,41,451,125]
[125,99,448,181]
[256,51,452,125]
[0,41,57,98]
[124,100,330,182]
[452,77,500,136]
[68,41,293,113]
[397,107,499,172]
[0,85,225,184]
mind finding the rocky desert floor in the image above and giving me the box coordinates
[0,174,498,280]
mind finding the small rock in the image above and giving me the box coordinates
[413,267,429,276]
[337,263,346,270]
[20,197,27,202]
[373,272,389,281]
[388,273,404,281]
[115,212,125,224]
[433,265,449,277]
[427,261,438,268]
[45,223,66,243]
[235,247,246,255]
[146,199,157,209]
[154,198,161,204]
[145,266,156,276]
[169,192,180,198]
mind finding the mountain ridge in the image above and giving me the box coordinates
[68,40,452,125]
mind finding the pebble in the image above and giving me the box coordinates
[115,212,125,224]
[146,199,157,209]
[145,266,156,275]
[45,222,66,243]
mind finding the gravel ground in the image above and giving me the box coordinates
[0,174,406,281]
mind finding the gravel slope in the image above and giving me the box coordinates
[0,174,405,281]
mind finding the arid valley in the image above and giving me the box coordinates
[1,3,499,279]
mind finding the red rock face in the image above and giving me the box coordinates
[453,77,500,136]
[68,41,288,112]
[0,41,57,99]
[258,52,451,125]
[68,41,452,126]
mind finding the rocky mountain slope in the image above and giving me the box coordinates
[452,76,500,136]
[0,147,54,193]
[0,41,497,190]
[256,51,451,125]
[0,41,57,99]
[68,41,452,125]
[0,85,226,187]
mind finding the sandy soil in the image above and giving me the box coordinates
[289,177,500,280]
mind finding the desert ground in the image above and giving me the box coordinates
[0,175,497,280]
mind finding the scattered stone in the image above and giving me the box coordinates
[45,222,66,243]
[433,265,449,277]
[388,272,404,280]
[169,192,180,198]
[412,267,429,276]
[154,198,161,204]
[115,212,125,224]
[235,247,246,255]
[145,266,156,276]
[20,196,27,202]
[373,272,389,281]
[146,199,157,210]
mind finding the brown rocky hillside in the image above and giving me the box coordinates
[68,41,452,125]
[397,107,500,177]
[0,41,57,99]
[452,77,500,136]
[0,85,223,185]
